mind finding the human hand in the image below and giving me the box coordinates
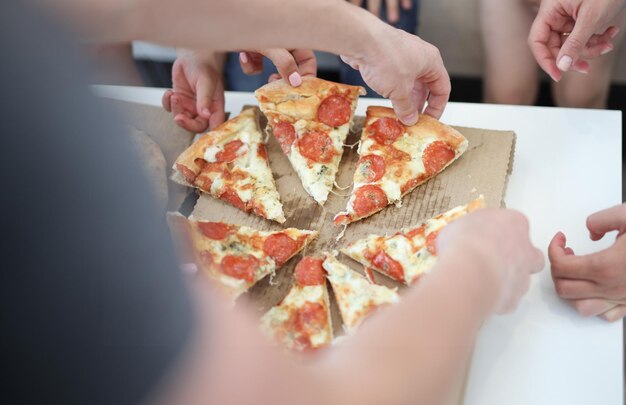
[342,27,450,125]
[238,49,317,86]
[528,0,624,81]
[349,0,413,24]
[162,50,226,133]
[438,209,545,314]
[549,204,626,322]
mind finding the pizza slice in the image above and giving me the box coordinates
[172,108,286,223]
[167,213,318,298]
[260,256,333,352]
[334,106,468,225]
[255,77,365,205]
[322,253,399,333]
[342,196,485,285]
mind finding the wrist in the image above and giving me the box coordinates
[440,238,502,316]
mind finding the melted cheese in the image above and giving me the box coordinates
[323,255,398,331]
[287,121,350,205]
[259,284,332,350]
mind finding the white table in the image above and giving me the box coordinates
[94,85,624,405]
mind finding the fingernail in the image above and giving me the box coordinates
[202,108,211,117]
[288,72,302,87]
[239,52,248,64]
[402,112,419,125]
[611,28,619,39]
[557,55,573,72]
[601,44,614,55]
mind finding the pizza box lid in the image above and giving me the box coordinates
[106,98,515,405]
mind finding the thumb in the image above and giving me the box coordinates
[557,17,595,72]
[390,92,419,125]
[262,49,302,87]
[195,69,216,120]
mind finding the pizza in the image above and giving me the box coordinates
[172,108,286,223]
[342,196,485,285]
[322,252,399,333]
[167,213,318,298]
[255,77,365,205]
[260,256,333,352]
[334,106,468,225]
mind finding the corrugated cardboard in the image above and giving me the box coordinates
[111,99,515,405]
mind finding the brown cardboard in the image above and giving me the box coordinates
[102,98,196,212]
[116,99,515,405]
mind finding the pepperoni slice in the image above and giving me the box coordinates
[294,256,325,286]
[425,230,440,255]
[352,185,388,217]
[359,154,386,183]
[273,121,296,154]
[215,140,244,162]
[369,117,405,145]
[257,143,268,160]
[371,251,404,283]
[294,302,327,332]
[297,131,336,163]
[406,224,426,239]
[197,222,232,240]
[423,141,455,175]
[176,163,197,184]
[263,233,299,265]
[220,254,259,282]
[317,94,351,127]
[220,188,247,211]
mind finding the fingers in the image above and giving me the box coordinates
[239,52,264,75]
[390,91,419,126]
[570,298,618,317]
[262,49,303,86]
[208,79,226,130]
[174,113,209,134]
[555,14,596,72]
[548,232,606,281]
[422,66,451,119]
[529,16,562,81]
[162,89,174,112]
[367,0,382,17]
[290,49,317,77]
[554,278,603,299]
[195,70,216,120]
[599,304,626,322]
[401,0,412,10]
[386,0,400,23]
[586,204,626,241]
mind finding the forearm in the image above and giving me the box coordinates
[318,242,499,405]
[42,0,385,60]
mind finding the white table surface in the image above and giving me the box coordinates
[94,85,624,405]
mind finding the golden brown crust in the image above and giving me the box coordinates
[365,106,466,149]
[256,77,365,122]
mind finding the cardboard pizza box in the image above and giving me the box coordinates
[106,98,515,405]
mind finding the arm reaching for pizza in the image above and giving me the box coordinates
[42,0,450,125]
[159,209,544,405]
[163,49,316,133]
[528,0,625,81]
[549,204,626,322]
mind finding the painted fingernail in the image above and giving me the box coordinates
[239,52,248,64]
[601,44,614,55]
[557,55,573,72]
[288,72,302,87]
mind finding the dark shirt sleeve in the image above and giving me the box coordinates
[0,3,193,405]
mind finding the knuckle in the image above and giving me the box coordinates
[566,37,586,52]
